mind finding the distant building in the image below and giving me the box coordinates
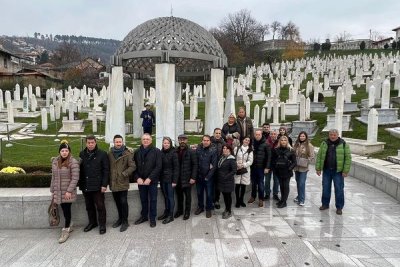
[330,39,372,50]
[392,26,400,41]
[372,37,394,49]
[255,39,305,51]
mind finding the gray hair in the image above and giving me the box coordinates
[328,129,339,135]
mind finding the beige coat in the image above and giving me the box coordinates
[234,145,254,185]
[293,142,315,172]
[50,156,80,204]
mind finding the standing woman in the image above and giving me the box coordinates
[217,145,237,219]
[50,140,80,243]
[293,131,315,206]
[234,137,253,208]
[159,137,179,224]
[277,126,293,147]
[272,136,296,208]
[222,113,241,148]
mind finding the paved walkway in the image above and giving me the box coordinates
[1,168,400,267]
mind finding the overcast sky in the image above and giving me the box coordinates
[1,0,399,42]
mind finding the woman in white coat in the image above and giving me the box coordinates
[234,137,254,208]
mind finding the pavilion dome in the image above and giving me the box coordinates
[114,16,227,76]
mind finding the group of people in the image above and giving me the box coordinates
[50,106,352,244]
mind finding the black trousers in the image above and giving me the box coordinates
[222,192,232,212]
[60,203,72,228]
[278,176,291,203]
[83,191,106,226]
[176,184,191,214]
[235,184,246,204]
[213,174,220,203]
[112,191,129,222]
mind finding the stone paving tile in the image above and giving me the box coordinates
[2,174,400,266]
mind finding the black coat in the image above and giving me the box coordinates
[196,144,218,181]
[217,155,237,193]
[252,137,272,169]
[272,147,297,178]
[221,122,241,141]
[133,145,162,184]
[160,147,179,184]
[210,136,226,159]
[176,146,198,187]
[79,146,110,192]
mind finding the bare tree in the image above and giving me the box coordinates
[220,9,268,49]
[51,42,81,65]
[335,31,352,42]
[270,21,281,40]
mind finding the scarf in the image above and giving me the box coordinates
[112,145,126,159]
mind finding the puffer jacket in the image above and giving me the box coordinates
[272,147,297,178]
[211,136,226,159]
[293,142,315,172]
[50,156,80,204]
[234,145,254,185]
[79,146,110,192]
[176,146,198,187]
[161,147,179,184]
[237,116,254,141]
[133,145,162,184]
[108,147,136,191]
[217,155,237,193]
[252,137,272,169]
[315,138,352,173]
[196,144,218,181]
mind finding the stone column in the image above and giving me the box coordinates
[132,78,144,138]
[175,82,182,102]
[0,89,3,110]
[204,68,224,135]
[105,66,125,144]
[224,76,235,122]
[367,108,378,143]
[155,63,176,148]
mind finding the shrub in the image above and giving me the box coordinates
[0,173,51,187]
[360,41,366,50]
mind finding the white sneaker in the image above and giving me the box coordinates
[298,202,305,206]
[58,228,70,243]
[293,197,298,203]
[67,221,74,233]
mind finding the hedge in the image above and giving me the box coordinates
[0,174,51,187]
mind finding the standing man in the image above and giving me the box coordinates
[262,123,271,141]
[133,133,162,227]
[210,128,226,209]
[79,135,110,235]
[140,103,155,135]
[236,106,254,142]
[265,129,280,201]
[195,135,218,218]
[315,129,352,215]
[108,134,136,232]
[248,130,271,207]
[175,134,197,220]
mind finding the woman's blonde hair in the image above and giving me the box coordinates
[276,135,292,149]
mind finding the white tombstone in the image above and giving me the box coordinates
[367,108,378,143]
[305,97,311,120]
[204,69,224,136]
[22,92,29,112]
[5,90,11,104]
[45,90,51,107]
[132,79,144,138]
[105,66,126,143]
[335,87,344,137]
[7,101,14,123]
[299,95,306,122]
[272,100,279,124]
[0,89,3,110]
[49,104,55,121]
[92,110,98,133]
[224,76,236,122]
[381,78,391,109]
[30,95,37,111]
[280,102,286,121]
[245,101,251,119]
[35,86,41,98]
[253,105,260,128]
[266,99,272,120]
[41,108,47,130]
[55,101,61,120]
[368,85,376,107]
[28,84,33,99]
[260,107,266,125]
[14,84,20,101]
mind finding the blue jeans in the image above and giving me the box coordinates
[251,167,265,200]
[264,171,280,196]
[138,183,158,222]
[322,169,345,209]
[196,178,214,211]
[160,182,175,216]
[295,171,308,203]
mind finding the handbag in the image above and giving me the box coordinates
[296,157,309,168]
[48,197,60,227]
[236,167,248,175]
